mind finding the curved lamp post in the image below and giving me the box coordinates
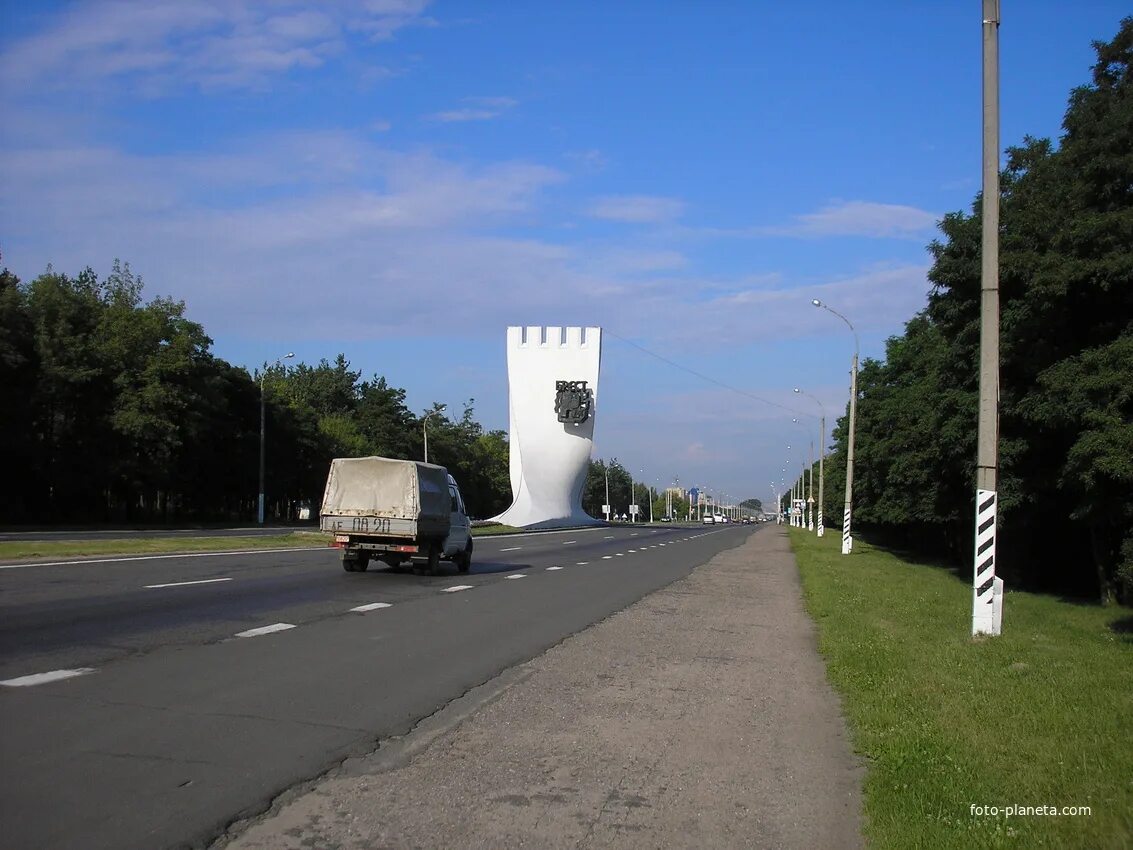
[794,388,827,538]
[259,351,295,525]
[423,405,447,464]
[813,298,859,554]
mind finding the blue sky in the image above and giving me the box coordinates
[1,1,1126,508]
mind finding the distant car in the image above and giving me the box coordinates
[702,515,715,524]
[660,516,672,522]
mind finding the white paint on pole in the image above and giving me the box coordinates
[817,507,824,537]
[972,489,999,636]
[841,507,852,555]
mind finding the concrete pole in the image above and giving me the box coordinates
[973,0,1002,637]
[812,301,858,554]
[604,466,610,522]
[818,413,825,537]
[807,439,815,532]
[258,373,266,525]
[843,353,857,553]
[257,352,293,525]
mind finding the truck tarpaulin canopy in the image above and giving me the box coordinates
[320,457,450,523]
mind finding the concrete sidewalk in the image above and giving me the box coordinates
[218,527,863,849]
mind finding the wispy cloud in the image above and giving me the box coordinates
[588,195,685,224]
[760,200,939,239]
[0,0,431,93]
[565,149,609,172]
[427,96,518,122]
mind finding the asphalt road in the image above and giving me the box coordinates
[0,522,763,850]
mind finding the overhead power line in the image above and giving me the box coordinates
[603,329,815,420]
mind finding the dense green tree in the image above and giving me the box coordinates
[826,18,1133,601]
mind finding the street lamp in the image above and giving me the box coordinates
[813,298,859,554]
[422,405,447,464]
[794,388,826,538]
[259,351,295,525]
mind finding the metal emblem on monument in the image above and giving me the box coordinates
[554,380,592,426]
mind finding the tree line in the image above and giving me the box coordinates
[0,261,514,524]
[0,264,732,527]
[798,20,1132,604]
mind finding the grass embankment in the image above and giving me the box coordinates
[0,524,526,561]
[0,532,330,561]
[789,527,1132,850]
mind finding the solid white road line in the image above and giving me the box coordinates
[350,602,392,612]
[506,574,526,579]
[144,577,233,589]
[1,668,96,688]
[443,585,474,593]
[500,547,522,552]
[0,547,329,570]
[235,623,295,638]
[546,566,564,571]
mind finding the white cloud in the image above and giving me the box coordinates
[588,195,685,224]
[760,200,938,239]
[427,96,518,122]
[0,0,431,93]
[565,149,609,172]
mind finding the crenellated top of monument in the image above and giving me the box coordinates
[508,326,602,349]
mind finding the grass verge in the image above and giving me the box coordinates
[0,532,330,561]
[789,527,1132,850]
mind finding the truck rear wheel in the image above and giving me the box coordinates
[456,541,472,573]
[343,553,369,572]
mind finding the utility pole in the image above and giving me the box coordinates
[973,0,1003,637]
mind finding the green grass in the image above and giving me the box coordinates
[0,532,330,561]
[789,528,1133,850]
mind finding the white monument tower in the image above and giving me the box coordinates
[490,326,603,528]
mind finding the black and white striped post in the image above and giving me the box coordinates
[972,0,1003,637]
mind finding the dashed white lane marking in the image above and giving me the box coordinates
[561,540,577,545]
[546,566,564,571]
[576,561,588,565]
[443,585,474,593]
[602,555,613,560]
[1,668,96,687]
[500,547,522,552]
[235,623,295,638]
[506,574,526,579]
[616,553,624,557]
[145,577,233,589]
[603,535,615,539]
[350,602,392,612]
[0,547,329,570]
[628,549,637,553]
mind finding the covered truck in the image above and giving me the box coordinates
[320,456,472,574]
